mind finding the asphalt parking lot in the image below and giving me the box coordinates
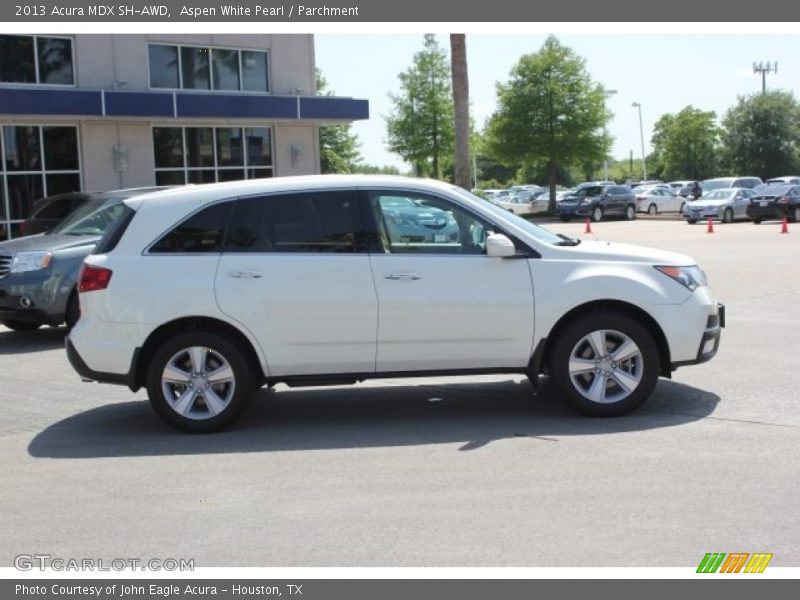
[1,219,798,567]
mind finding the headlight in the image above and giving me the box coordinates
[654,265,707,292]
[10,251,52,273]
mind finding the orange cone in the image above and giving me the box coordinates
[780,216,789,234]
[706,218,714,233]
[584,218,592,234]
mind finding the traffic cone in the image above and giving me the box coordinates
[584,218,592,234]
[780,217,789,234]
[706,218,714,233]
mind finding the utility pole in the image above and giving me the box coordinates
[753,61,777,93]
[632,102,647,182]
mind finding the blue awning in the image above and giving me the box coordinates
[0,87,369,121]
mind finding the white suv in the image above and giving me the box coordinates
[66,175,724,432]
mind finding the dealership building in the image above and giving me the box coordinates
[0,34,369,239]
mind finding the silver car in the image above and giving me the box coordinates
[682,188,756,224]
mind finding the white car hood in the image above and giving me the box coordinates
[555,240,695,266]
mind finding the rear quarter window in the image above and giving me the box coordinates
[149,202,234,253]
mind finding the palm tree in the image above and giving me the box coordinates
[450,34,470,190]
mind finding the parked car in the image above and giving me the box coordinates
[682,188,756,224]
[746,184,800,224]
[633,185,685,214]
[67,175,724,432]
[18,192,93,237]
[0,188,167,332]
[702,177,763,192]
[378,195,461,241]
[672,181,701,198]
[495,194,532,215]
[765,176,800,186]
[556,184,636,222]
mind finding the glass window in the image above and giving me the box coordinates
[46,174,81,196]
[241,51,269,92]
[185,128,214,168]
[150,202,233,253]
[181,47,211,90]
[248,168,273,180]
[148,44,179,88]
[52,200,127,237]
[212,49,240,90]
[218,169,245,182]
[155,171,186,186]
[33,196,76,220]
[37,37,74,85]
[3,126,42,171]
[187,170,216,184]
[43,127,79,170]
[226,192,365,253]
[153,128,184,168]
[370,192,488,255]
[0,35,35,83]
[245,128,272,166]
[6,175,44,220]
[215,128,244,167]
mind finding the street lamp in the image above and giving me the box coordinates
[632,102,647,182]
[602,89,617,181]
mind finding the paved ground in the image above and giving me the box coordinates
[1,219,798,567]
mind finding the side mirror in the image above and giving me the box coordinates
[486,233,516,258]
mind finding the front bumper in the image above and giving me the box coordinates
[0,271,67,325]
[557,203,592,217]
[683,206,725,221]
[672,303,725,368]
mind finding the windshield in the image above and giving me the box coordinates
[50,199,127,236]
[702,179,735,192]
[702,190,735,200]
[451,187,563,245]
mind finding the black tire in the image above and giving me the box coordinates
[65,291,80,332]
[1,320,41,332]
[752,219,761,224]
[625,205,636,221]
[559,215,571,222]
[792,207,800,223]
[648,204,657,215]
[591,206,604,222]
[722,208,733,224]
[687,219,697,224]
[679,202,685,214]
[146,331,255,433]
[549,312,660,417]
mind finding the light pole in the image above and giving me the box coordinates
[632,102,647,182]
[602,89,617,181]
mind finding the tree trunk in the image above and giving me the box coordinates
[548,161,558,212]
[450,34,471,190]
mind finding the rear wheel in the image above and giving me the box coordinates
[625,205,636,221]
[1,320,41,332]
[687,219,697,224]
[679,202,685,213]
[559,215,571,222]
[591,206,604,222]
[648,204,657,215]
[146,331,255,433]
[722,208,734,224]
[792,207,800,223]
[752,219,761,224]
[549,312,660,417]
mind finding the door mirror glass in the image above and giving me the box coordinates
[486,233,516,258]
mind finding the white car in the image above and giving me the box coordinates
[67,175,724,432]
[682,188,756,223]
[633,185,685,214]
[495,194,531,215]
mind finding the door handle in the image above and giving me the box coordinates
[227,270,263,279]
[383,272,422,281]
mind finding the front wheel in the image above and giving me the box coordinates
[752,219,761,224]
[687,219,697,224]
[559,215,571,222]
[591,206,604,222]
[1,320,41,332]
[648,204,657,215]
[146,331,255,433]
[549,312,660,417]
[625,205,636,220]
[722,208,734,224]
[792,206,800,223]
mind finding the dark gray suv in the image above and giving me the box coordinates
[0,187,166,332]
[557,184,636,222]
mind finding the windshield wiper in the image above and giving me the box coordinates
[554,233,581,246]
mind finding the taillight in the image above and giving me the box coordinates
[79,264,113,293]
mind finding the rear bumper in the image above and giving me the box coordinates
[672,303,725,368]
[65,334,140,390]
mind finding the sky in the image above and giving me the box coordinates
[316,33,800,175]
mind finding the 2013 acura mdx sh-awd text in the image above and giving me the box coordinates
[66,175,724,432]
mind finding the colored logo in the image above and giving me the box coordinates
[697,552,773,573]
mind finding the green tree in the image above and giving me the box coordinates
[649,107,720,180]
[386,34,455,179]
[719,91,800,179]
[485,36,611,210]
[316,69,361,173]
